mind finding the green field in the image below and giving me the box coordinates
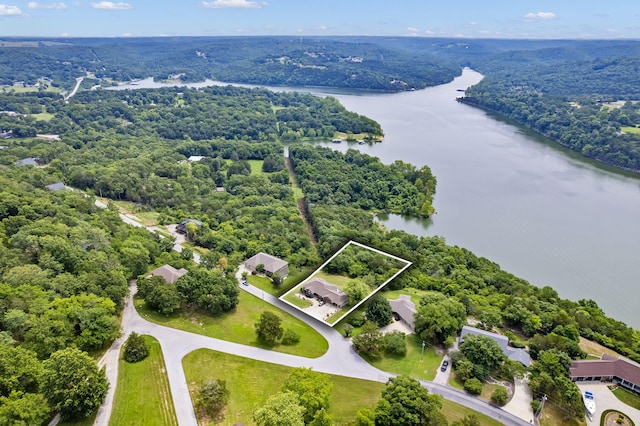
[247,159,265,175]
[364,337,443,381]
[183,349,503,426]
[135,290,328,358]
[621,126,640,135]
[109,335,177,426]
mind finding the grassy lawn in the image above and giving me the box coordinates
[249,266,314,297]
[383,287,431,305]
[479,382,500,402]
[283,292,313,308]
[364,337,443,381]
[135,290,328,358]
[183,349,502,426]
[109,335,177,426]
[539,403,584,426]
[612,387,640,410]
[622,126,640,135]
[30,112,55,121]
[58,416,96,426]
[311,271,352,288]
[449,372,465,391]
[247,160,265,175]
[579,337,621,358]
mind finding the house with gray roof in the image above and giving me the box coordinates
[45,182,66,191]
[150,264,188,284]
[245,252,288,277]
[389,295,417,332]
[14,157,37,166]
[460,325,532,367]
[302,278,349,308]
[570,354,640,394]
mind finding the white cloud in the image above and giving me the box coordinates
[524,11,557,21]
[200,0,265,9]
[28,2,67,9]
[0,4,24,15]
[91,1,132,10]
[406,27,419,33]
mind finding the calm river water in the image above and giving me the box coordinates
[112,70,640,328]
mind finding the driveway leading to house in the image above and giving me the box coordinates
[577,383,640,424]
[503,377,534,423]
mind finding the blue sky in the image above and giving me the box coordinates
[1,0,639,39]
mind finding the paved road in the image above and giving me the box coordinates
[90,202,530,426]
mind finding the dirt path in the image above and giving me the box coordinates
[285,155,317,245]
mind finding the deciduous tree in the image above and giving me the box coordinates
[41,347,108,420]
[255,311,284,344]
[374,375,446,426]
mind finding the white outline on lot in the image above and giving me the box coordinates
[280,240,412,326]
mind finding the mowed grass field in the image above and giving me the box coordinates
[135,290,328,358]
[109,335,177,426]
[183,349,504,426]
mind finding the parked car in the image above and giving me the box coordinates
[241,280,249,286]
[440,360,449,372]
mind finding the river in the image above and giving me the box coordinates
[111,70,640,328]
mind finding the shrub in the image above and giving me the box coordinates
[491,386,509,405]
[343,323,354,337]
[123,332,149,363]
[198,378,229,419]
[347,311,365,327]
[282,329,300,345]
[464,377,483,395]
[383,331,407,356]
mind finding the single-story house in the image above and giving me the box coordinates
[244,252,289,277]
[14,157,37,166]
[187,155,206,162]
[176,219,202,234]
[149,264,188,284]
[389,295,417,332]
[460,326,532,367]
[570,354,640,394]
[45,182,66,192]
[302,278,349,308]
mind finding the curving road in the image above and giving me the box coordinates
[89,203,530,426]
[94,279,530,426]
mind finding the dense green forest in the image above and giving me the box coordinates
[0,37,460,91]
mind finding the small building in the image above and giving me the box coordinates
[460,326,532,367]
[570,354,640,395]
[245,252,289,277]
[389,294,417,332]
[176,219,202,234]
[302,278,349,308]
[149,264,188,284]
[45,182,66,192]
[14,157,37,166]
[187,155,206,162]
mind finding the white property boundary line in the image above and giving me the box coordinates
[279,240,412,327]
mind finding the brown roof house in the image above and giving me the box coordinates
[245,252,288,277]
[150,265,188,284]
[302,278,349,308]
[460,326,532,367]
[389,295,417,332]
[570,354,640,394]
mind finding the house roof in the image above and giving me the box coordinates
[460,326,531,367]
[570,354,640,387]
[180,219,202,226]
[45,182,66,191]
[303,278,348,307]
[150,265,188,284]
[245,252,288,274]
[389,295,417,331]
[14,157,37,166]
[188,155,205,162]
